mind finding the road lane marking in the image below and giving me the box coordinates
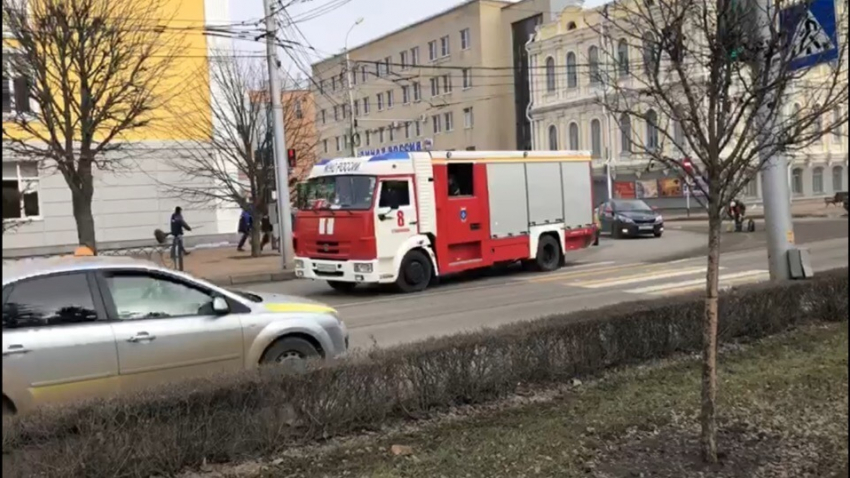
[572,266,710,289]
[626,270,768,294]
[524,262,647,283]
[651,271,770,296]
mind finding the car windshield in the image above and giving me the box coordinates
[298,175,376,210]
[613,199,653,212]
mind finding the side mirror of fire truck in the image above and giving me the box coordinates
[376,206,392,220]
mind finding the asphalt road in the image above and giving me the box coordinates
[249,217,848,350]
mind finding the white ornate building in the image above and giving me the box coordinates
[526,0,848,207]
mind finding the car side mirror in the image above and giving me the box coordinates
[212,297,230,315]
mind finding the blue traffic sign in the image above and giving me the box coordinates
[781,0,839,71]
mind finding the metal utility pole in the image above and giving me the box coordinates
[600,7,614,200]
[752,0,795,281]
[262,0,295,269]
[345,18,364,157]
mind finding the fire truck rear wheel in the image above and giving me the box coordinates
[395,249,433,293]
[534,234,562,272]
[328,281,358,293]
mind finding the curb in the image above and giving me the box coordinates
[664,212,832,222]
[205,270,297,286]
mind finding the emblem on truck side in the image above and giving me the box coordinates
[459,208,468,222]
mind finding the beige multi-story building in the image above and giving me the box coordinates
[311,0,571,157]
[527,0,848,206]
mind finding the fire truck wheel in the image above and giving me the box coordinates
[327,281,358,293]
[534,234,562,272]
[395,249,433,293]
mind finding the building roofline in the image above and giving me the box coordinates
[311,0,513,68]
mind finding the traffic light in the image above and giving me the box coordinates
[287,148,296,169]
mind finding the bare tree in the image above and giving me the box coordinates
[588,0,848,463]
[162,55,318,256]
[2,0,181,252]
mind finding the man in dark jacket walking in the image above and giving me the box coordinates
[237,208,253,252]
[170,206,192,261]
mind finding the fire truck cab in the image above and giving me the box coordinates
[293,150,597,293]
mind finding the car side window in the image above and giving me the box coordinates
[378,180,411,208]
[103,272,216,320]
[2,273,98,329]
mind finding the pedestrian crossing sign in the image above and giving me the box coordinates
[781,0,839,71]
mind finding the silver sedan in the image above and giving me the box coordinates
[1,256,348,415]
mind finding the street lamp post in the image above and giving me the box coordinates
[345,18,364,157]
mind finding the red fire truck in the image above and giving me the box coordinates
[293,150,597,293]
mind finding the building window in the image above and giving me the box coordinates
[333,105,339,121]
[402,85,410,104]
[460,28,471,50]
[428,40,438,61]
[363,97,370,115]
[588,46,600,85]
[444,112,454,132]
[432,114,442,134]
[591,119,602,158]
[463,107,474,129]
[442,74,452,94]
[332,76,337,91]
[646,109,659,151]
[620,113,632,154]
[387,90,394,109]
[353,101,359,116]
[440,35,450,57]
[400,50,408,69]
[566,52,577,89]
[410,47,419,66]
[361,67,367,83]
[322,139,328,153]
[320,109,326,124]
[415,120,422,137]
[643,32,658,75]
[366,130,371,146]
[379,127,385,143]
[413,82,421,102]
[404,122,411,139]
[791,168,803,195]
[342,104,347,119]
[745,178,758,197]
[673,120,684,149]
[319,80,325,94]
[430,77,440,96]
[812,166,824,194]
[351,66,358,86]
[462,68,472,89]
[375,61,383,77]
[2,162,40,221]
[389,126,395,142]
[335,136,341,151]
[832,166,844,192]
[377,93,384,111]
[548,125,558,150]
[813,104,823,136]
[2,55,32,115]
[569,122,580,149]
[617,39,630,77]
[545,57,556,92]
[567,21,577,30]
[384,56,392,75]
[833,107,843,142]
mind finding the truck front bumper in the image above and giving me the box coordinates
[294,257,385,283]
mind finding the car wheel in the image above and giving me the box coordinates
[611,222,622,239]
[327,281,357,293]
[395,249,433,293]
[260,337,322,371]
[534,234,562,272]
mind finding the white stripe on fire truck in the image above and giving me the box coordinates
[318,218,326,234]
[327,217,335,235]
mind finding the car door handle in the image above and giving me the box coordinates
[3,344,29,356]
[127,332,156,343]
[470,223,481,230]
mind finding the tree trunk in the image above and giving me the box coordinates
[71,186,97,253]
[250,227,261,257]
[701,205,722,463]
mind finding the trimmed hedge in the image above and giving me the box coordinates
[3,268,847,478]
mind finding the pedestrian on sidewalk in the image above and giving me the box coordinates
[237,207,253,252]
[170,206,192,258]
[260,214,275,251]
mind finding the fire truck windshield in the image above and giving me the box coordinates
[300,175,376,210]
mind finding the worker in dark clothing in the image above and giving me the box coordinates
[170,206,192,259]
[237,208,253,252]
[260,214,274,251]
[729,199,746,232]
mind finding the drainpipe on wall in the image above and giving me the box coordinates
[525,32,537,151]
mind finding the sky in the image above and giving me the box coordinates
[226,0,607,81]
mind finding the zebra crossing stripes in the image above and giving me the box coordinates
[626,270,770,296]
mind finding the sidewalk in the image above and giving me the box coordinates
[180,247,294,286]
[664,198,846,221]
